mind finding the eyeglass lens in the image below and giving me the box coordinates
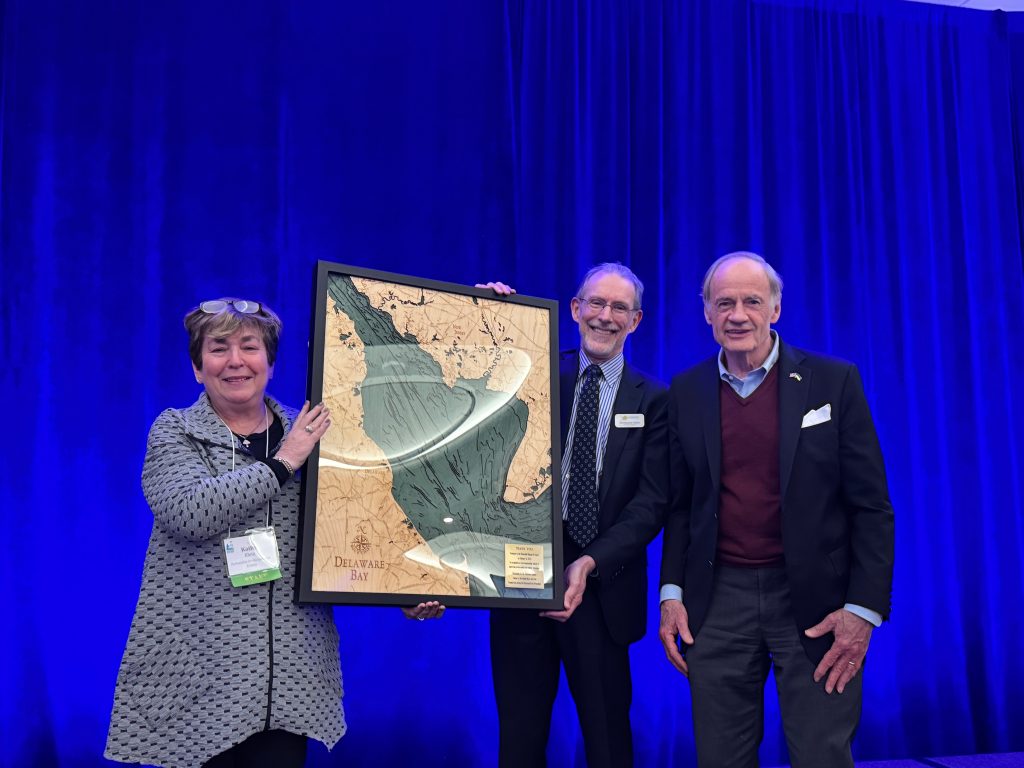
[582,298,633,316]
[200,300,261,314]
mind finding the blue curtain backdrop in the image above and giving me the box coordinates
[2,0,1023,765]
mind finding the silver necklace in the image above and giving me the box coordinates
[218,403,268,449]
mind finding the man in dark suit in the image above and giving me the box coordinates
[483,264,668,768]
[659,252,894,767]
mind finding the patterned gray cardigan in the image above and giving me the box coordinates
[105,393,346,768]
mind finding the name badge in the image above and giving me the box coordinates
[614,413,645,429]
[223,527,282,587]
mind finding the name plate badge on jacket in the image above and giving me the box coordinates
[614,413,645,428]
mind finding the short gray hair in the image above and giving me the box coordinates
[576,262,645,309]
[701,251,783,309]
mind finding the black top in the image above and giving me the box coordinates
[233,414,291,487]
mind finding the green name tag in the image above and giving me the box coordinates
[223,527,282,588]
[229,567,282,588]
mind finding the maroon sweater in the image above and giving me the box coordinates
[717,365,784,567]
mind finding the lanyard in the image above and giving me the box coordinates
[215,402,271,538]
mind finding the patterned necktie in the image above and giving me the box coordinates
[566,364,602,548]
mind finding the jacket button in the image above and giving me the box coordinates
[706,560,713,568]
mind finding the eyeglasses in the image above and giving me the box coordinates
[200,300,262,315]
[576,297,638,319]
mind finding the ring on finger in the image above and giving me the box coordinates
[304,425,314,433]
[847,661,856,667]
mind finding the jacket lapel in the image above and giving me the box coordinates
[599,364,643,506]
[182,392,291,450]
[182,393,233,447]
[777,341,810,501]
[700,358,723,490]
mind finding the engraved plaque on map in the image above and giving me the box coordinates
[296,261,563,610]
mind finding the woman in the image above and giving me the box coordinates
[105,298,441,768]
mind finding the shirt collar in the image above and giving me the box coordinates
[579,350,625,388]
[717,331,780,383]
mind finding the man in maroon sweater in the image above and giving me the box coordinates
[659,252,894,767]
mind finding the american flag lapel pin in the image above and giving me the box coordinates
[789,372,802,382]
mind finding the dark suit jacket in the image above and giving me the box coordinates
[659,340,894,663]
[560,350,670,646]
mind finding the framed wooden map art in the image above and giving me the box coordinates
[296,261,564,609]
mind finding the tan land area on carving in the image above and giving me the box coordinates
[311,302,470,595]
[352,278,552,504]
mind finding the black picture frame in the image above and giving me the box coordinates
[296,261,564,609]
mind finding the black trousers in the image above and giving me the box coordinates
[202,729,307,768]
[490,579,633,768]
[687,566,862,768]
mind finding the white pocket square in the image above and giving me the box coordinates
[801,403,831,428]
